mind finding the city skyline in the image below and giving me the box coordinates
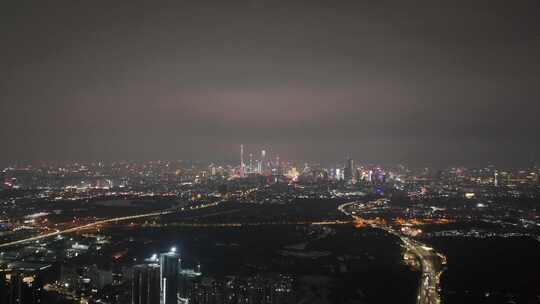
[1,2,540,303]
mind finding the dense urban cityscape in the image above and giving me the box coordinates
[1,146,540,303]
[3,1,540,303]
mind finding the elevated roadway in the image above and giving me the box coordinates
[339,199,445,304]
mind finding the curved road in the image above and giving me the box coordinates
[339,199,445,304]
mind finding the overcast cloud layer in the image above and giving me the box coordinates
[1,0,539,166]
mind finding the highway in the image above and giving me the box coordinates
[338,199,445,304]
[0,210,173,249]
[0,188,261,250]
[0,200,225,249]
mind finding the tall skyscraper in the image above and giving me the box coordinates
[240,144,245,177]
[260,150,267,174]
[160,249,181,304]
[249,153,253,174]
[344,158,357,183]
[335,168,343,180]
[132,264,160,304]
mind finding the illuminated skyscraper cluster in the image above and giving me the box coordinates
[238,145,281,176]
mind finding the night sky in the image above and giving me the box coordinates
[1,1,539,166]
